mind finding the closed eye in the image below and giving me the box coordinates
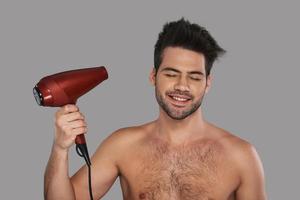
[190,76,201,81]
[190,77,201,81]
[165,74,177,77]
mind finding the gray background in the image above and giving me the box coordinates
[0,0,299,199]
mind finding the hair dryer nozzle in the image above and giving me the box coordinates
[33,86,43,106]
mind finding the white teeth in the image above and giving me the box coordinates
[172,96,188,102]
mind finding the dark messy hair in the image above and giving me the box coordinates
[154,18,226,76]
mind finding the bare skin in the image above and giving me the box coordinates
[44,47,267,200]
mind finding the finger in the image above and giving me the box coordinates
[56,104,79,116]
[63,104,79,114]
[69,119,87,129]
[63,112,85,122]
[71,127,88,136]
[55,104,78,117]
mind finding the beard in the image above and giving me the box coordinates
[155,87,205,120]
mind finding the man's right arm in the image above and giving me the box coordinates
[44,104,120,200]
[44,104,87,200]
[44,145,75,199]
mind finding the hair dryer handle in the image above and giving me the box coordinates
[75,134,87,144]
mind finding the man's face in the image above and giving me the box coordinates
[150,47,212,120]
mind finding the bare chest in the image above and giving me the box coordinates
[119,139,237,200]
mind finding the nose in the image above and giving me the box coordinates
[174,75,190,91]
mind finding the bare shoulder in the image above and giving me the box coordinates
[207,123,260,160]
[93,121,154,160]
[221,132,265,182]
[101,121,153,145]
[207,122,265,192]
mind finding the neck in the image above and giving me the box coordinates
[155,108,207,145]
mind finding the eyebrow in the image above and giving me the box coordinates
[161,67,205,76]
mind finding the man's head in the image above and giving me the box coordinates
[154,18,225,77]
[150,18,225,120]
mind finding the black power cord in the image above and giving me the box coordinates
[76,144,94,200]
[87,163,93,200]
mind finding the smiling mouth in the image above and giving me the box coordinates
[167,94,191,107]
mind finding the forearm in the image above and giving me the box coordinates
[44,144,75,200]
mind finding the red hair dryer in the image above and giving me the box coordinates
[33,66,108,166]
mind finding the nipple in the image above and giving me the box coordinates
[139,192,146,199]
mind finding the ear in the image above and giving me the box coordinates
[149,67,156,86]
[205,74,213,94]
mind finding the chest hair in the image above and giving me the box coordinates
[136,139,223,200]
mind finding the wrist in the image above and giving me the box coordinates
[52,143,69,156]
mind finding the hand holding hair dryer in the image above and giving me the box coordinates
[33,66,108,165]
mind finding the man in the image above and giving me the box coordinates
[44,18,267,200]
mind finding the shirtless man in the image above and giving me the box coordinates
[44,18,267,200]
